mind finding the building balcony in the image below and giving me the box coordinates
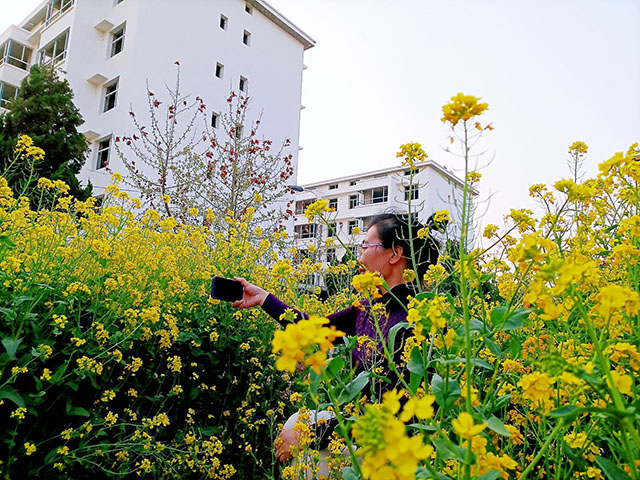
[0,63,28,91]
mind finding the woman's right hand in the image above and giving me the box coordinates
[232,277,269,309]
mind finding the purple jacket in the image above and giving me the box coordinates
[262,284,413,374]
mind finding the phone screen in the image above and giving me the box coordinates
[210,276,244,302]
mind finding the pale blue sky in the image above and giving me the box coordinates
[3,0,639,232]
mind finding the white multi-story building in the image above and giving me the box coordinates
[292,161,468,264]
[0,0,313,201]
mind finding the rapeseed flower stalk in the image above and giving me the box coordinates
[396,142,427,167]
[352,390,433,480]
[351,271,384,298]
[406,295,448,343]
[272,316,345,374]
[303,199,334,222]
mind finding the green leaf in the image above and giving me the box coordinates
[470,358,494,371]
[491,306,528,331]
[189,387,199,400]
[200,426,219,436]
[0,307,17,322]
[336,371,370,405]
[410,371,422,394]
[67,407,91,417]
[482,334,502,356]
[485,416,511,437]
[327,357,345,377]
[509,336,522,358]
[0,234,15,248]
[431,373,460,408]
[414,292,435,302]
[550,405,580,418]
[341,466,360,480]
[407,423,437,433]
[44,447,59,464]
[0,386,25,407]
[2,337,22,360]
[14,296,34,306]
[467,319,486,333]
[432,437,468,463]
[490,306,507,325]
[503,308,528,331]
[51,363,67,383]
[493,394,511,410]
[408,346,426,375]
[416,466,451,479]
[387,322,410,355]
[595,456,631,480]
[476,471,501,480]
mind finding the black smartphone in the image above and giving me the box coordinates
[210,276,244,302]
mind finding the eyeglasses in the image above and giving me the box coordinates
[357,242,383,254]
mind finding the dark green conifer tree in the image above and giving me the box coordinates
[0,64,91,201]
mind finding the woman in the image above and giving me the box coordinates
[232,213,439,463]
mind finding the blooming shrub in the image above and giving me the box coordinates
[269,96,640,480]
[2,90,639,480]
[0,159,351,478]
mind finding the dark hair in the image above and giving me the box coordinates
[369,213,440,281]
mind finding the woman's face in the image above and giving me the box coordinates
[358,225,394,275]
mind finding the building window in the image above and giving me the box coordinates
[103,78,118,112]
[328,183,338,190]
[215,63,224,79]
[328,198,338,210]
[110,24,126,57]
[372,186,388,204]
[39,30,69,65]
[404,168,419,176]
[327,223,336,237]
[219,15,228,29]
[211,112,220,129]
[350,180,357,186]
[295,199,314,215]
[349,194,359,209]
[45,0,74,25]
[348,220,359,235]
[405,185,419,201]
[327,248,336,264]
[360,186,388,205]
[239,76,248,93]
[115,0,125,4]
[295,224,316,239]
[0,82,19,109]
[245,3,253,14]
[96,136,111,169]
[0,40,32,71]
[243,30,251,46]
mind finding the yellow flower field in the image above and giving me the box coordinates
[1,91,639,480]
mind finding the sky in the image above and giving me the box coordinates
[2,0,639,233]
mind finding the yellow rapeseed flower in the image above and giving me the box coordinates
[272,316,344,375]
[441,93,489,127]
[451,412,487,440]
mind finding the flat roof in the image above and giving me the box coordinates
[300,160,466,189]
[251,0,315,50]
[12,0,315,50]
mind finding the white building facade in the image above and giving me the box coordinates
[0,0,313,202]
[293,161,468,265]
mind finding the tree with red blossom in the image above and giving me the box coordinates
[114,64,295,234]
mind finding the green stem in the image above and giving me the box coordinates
[519,419,566,480]
[460,121,473,480]
[325,382,363,477]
